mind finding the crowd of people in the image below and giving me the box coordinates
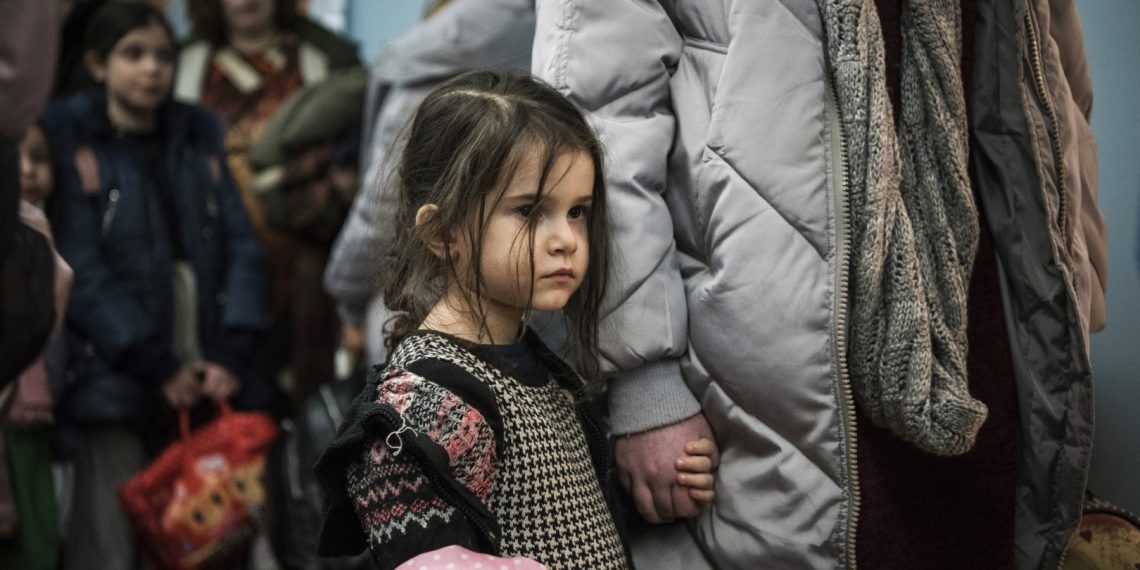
[0,0,1111,569]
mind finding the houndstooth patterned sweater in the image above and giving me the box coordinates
[316,331,628,570]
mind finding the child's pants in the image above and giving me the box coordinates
[63,426,146,570]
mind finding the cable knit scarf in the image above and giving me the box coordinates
[819,0,988,455]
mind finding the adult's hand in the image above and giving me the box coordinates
[616,413,718,523]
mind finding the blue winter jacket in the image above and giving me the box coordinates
[42,91,269,427]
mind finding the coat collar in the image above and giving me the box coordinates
[69,90,198,149]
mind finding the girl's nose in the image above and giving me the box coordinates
[142,54,163,74]
[547,218,578,254]
[19,155,34,178]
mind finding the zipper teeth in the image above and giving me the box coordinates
[1024,3,1069,240]
[102,188,120,237]
[1025,6,1079,568]
[827,81,860,570]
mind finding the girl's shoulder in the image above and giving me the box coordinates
[364,350,504,440]
[40,92,100,145]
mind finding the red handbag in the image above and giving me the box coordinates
[119,402,278,569]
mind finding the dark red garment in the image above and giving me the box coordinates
[854,1,1020,568]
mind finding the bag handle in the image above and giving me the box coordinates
[178,399,234,441]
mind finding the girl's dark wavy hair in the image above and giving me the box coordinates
[383,69,611,383]
[84,1,176,64]
[187,0,298,46]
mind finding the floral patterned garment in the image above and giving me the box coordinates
[200,38,304,233]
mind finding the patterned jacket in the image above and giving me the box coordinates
[315,331,629,570]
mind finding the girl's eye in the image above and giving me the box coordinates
[568,206,589,220]
[515,205,534,218]
[156,48,175,64]
[119,46,144,61]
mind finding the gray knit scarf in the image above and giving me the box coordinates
[819,0,988,455]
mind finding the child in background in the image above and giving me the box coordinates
[19,126,53,208]
[0,123,73,570]
[40,3,268,567]
[314,70,717,570]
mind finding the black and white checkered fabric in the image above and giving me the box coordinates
[391,333,627,570]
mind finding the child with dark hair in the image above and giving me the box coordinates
[39,2,268,567]
[314,70,718,570]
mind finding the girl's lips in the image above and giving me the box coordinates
[544,268,575,278]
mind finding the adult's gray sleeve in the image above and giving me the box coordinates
[326,0,536,325]
[323,86,419,325]
[533,0,700,435]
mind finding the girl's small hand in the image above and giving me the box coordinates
[162,364,202,410]
[675,437,718,503]
[200,362,241,402]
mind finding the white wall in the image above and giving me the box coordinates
[1078,0,1140,514]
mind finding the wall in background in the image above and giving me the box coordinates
[165,0,422,62]
[1077,0,1140,514]
[345,0,424,63]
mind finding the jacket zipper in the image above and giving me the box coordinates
[365,406,500,551]
[101,188,120,237]
[1023,0,1069,242]
[827,80,860,570]
[1025,6,1080,568]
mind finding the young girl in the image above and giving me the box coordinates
[314,70,717,570]
[40,3,268,567]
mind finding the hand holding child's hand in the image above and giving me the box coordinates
[615,413,717,523]
[675,438,718,503]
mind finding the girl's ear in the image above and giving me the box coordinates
[84,50,106,85]
[415,203,448,258]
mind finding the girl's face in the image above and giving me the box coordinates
[222,0,276,37]
[19,126,52,204]
[91,21,175,116]
[472,149,594,317]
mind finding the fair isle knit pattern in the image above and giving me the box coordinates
[346,366,497,546]
[388,333,627,570]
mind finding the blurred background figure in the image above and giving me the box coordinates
[38,3,268,567]
[1,3,62,569]
[55,0,171,97]
[176,0,360,408]
[0,0,60,390]
[0,123,73,570]
[324,0,533,366]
